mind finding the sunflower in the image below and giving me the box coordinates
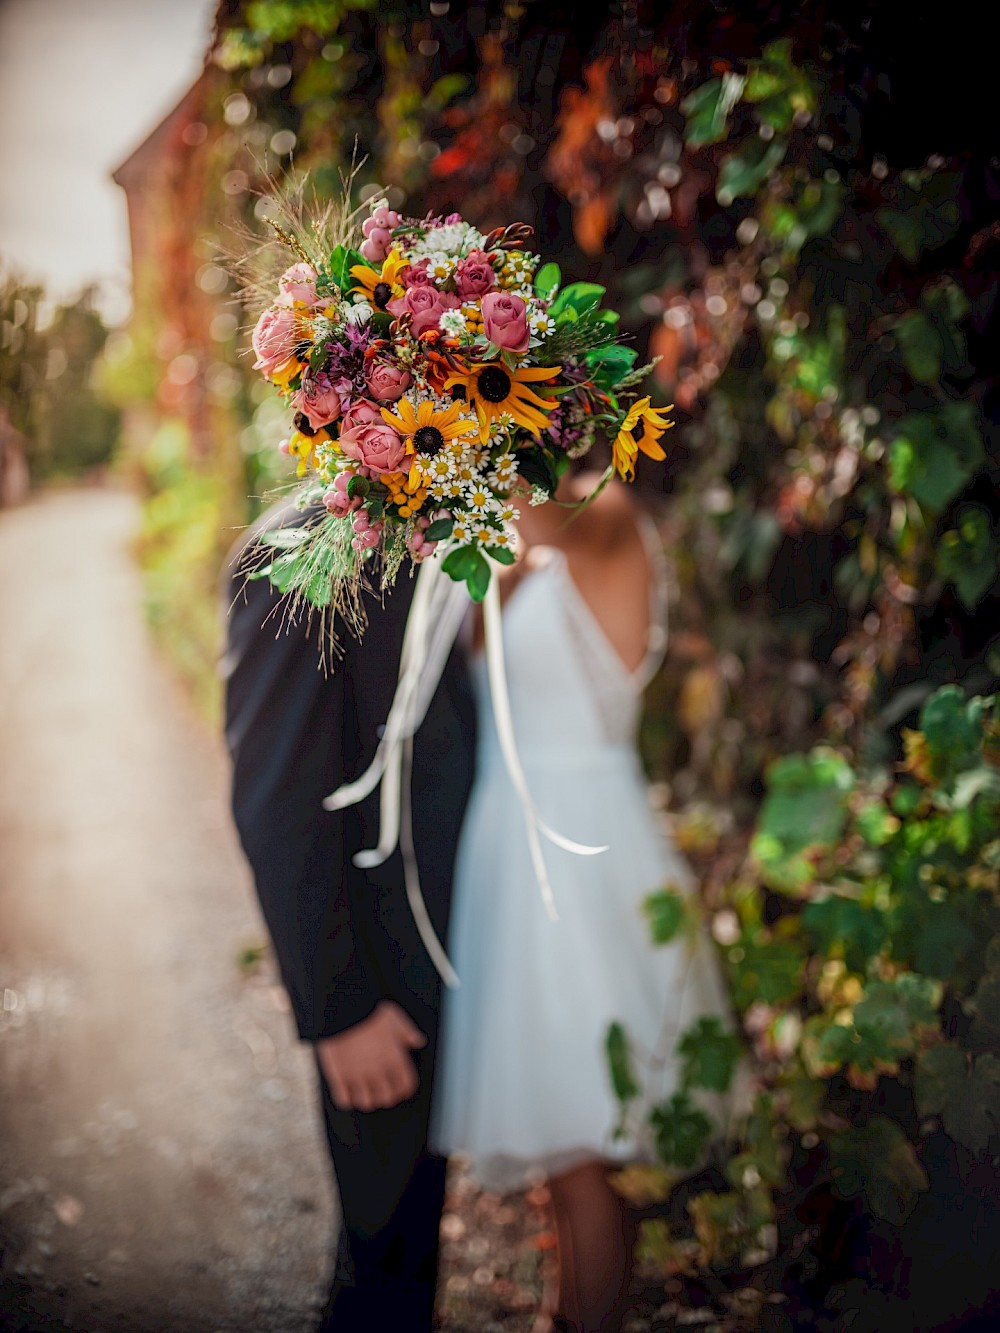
[443,362,561,444]
[611,397,674,482]
[379,397,479,491]
[348,248,408,311]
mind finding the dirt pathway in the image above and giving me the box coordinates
[0,487,335,1332]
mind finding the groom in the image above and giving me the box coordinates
[222,501,476,1332]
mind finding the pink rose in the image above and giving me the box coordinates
[401,261,433,288]
[290,370,342,430]
[277,262,319,307]
[364,359,413,402]
[481,291,530,353]
[454,249,496,300]
[360,205,402,264]
[251,305,299,376]
[388,286,460,338]
[339,419,408,476]
[340,397,382,433]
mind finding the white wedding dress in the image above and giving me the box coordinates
[432,525,734,1192]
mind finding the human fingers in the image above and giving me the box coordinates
[383,1052,418,1105]
[322,1060,353,1111]
[390,1006,427,1049]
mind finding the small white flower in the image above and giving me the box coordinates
[438,309,467,337]
[466,483,496,515]
[345,301,373,326]
[529,485,549,506]
[474,522,500,547]
[451,519,471,543]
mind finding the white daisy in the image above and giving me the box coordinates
[466,482,497,516]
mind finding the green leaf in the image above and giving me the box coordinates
[583,344,639,391]
[829,1117,929,1225]
[650,1091,714,1169]
[878,180,962,263]
[729,935,805,1008]
[855,800,901,847]
[606,1021,640,1105]
[485,545,516,565]
[534,262,561,300]
[751,747,855,894]
[679,1017,742,1093]
[781,1060,825,1131]
[465,548,491,602]
[441,544,481,582]
[915,1042,967,1117]
[944,1054,1000,1154]
[549,281,607,320]
[802,894,888,974]
[642,887,688,945]
[919,685,991,785]
[969,965,1000,1049]
[853,974,942,1057]
[681,73,746,147]
[717,135,788,203]
[516,447,560,497]
[895,311,942,384]
[260,525,312,549]
[936,504,998,611]
[743,39,817,130]
[888,402,984,514]
[329,243,367,292]
[347,474,370,500]
[424,517,454,542]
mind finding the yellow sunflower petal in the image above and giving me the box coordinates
[637,435,667,461]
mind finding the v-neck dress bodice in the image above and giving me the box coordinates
[432,528,734,1191]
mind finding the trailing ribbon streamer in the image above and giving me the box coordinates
[482,573,608,922]
[324,553,608,984]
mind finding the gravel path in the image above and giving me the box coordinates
[0,487,334,1332]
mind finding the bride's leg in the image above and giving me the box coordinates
[534,1160,633,1333]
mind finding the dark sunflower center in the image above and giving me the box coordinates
[293,412,317,437]
[477,366,512,404]
[450,383,466,400]
[373,282,392,309]
[414,425,446,456]
[633,419,645,442]
[294,340,312,360]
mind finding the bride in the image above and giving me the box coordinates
[433,467,735,1332]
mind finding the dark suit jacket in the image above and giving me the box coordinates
[222,505,476,1042]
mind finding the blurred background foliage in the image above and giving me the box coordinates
[0,269,120,486]
[27,0,993,1324]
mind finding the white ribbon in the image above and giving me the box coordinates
[324,553,607,985]
[482,573,608,922]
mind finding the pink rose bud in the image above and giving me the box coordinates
[454,249,497,300]
[278,438,291,455]
[480,291,530,353]
[277,262,319,307]
[364,359,413,402]
[252,305,299,377]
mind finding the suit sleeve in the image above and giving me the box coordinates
[222,552,380,1041]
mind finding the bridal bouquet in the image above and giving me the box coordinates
[246,188,672,623]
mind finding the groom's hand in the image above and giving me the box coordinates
[317,1000,427,1112]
